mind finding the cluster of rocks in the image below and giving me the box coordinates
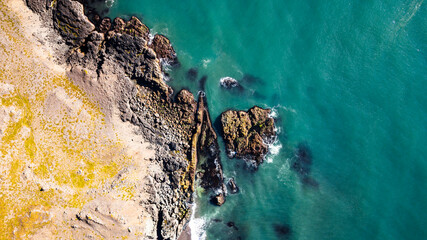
[221,106,276,168]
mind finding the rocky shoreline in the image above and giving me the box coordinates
[22,0,275,239]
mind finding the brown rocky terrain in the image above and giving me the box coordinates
[221,106,276,168]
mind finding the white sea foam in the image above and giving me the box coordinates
[219,77,238,88]
[266,140,282,163]
[105,0,115,8]
[148,33,155,45]
[160,59,172,72]
[269,107,279,119]
[189,203,207,240]
[202,59,211,68]
[271,104,297,115]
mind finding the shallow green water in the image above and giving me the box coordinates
[107,0,427,239]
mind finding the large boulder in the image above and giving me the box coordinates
[220,77,239,89]
[150,34,178,64]
[104,16,150,40]
[53,0,95,45]
[221,106,275,167]
[124,16,150,39]
[227,178,239,194]
[211,193,225,206]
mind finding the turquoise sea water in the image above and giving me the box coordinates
[106,1,427,239]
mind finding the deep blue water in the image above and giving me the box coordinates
[106,0,427,239]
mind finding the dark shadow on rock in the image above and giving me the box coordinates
[213,114,223,137]
[251,90,266,100]
[227,221,239,231]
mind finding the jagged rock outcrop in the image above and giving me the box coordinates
[150,34,178,64]
[221,106,276,168]
[211,193,226,206]
[195,94,226,205]
[227,178,239,194]
[53,0,95,45]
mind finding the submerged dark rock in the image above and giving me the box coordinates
[241,74,263,84]
[220,106,276,168]
[227,221,239,230]
[186,68,198,81]
[292,143,312,177]
[291,143,319,188]
[199,75,208,91]
[302,176,319,188]
[273,223,291,237]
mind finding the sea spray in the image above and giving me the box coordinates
[105,0,115,8]
[189,203,207,240]
[266,140,282,163]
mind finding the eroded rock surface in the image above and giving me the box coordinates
[53,0,95,45]
[150,34,178,64]
[221,106,276,167]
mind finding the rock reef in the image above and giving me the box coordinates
[221,106,276,168]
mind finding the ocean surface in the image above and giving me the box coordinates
[104,0,427,239]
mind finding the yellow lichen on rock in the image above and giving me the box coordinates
[0,1,140,238]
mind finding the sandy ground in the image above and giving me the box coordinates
[177,225,192,240]
[0,0,158,238]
